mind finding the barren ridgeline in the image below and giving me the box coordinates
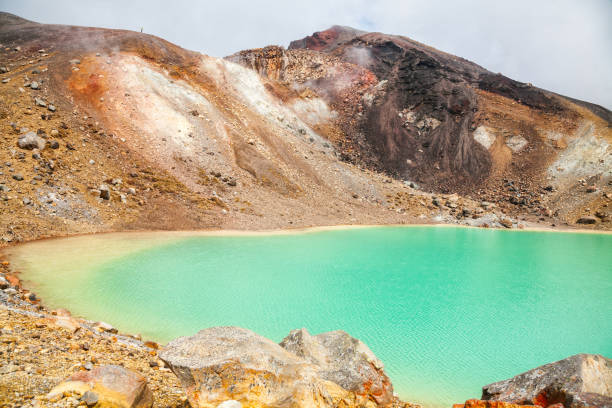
[0,14,611,246]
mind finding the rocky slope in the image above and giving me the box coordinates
[0,13,610,248]
[229,26,612,227]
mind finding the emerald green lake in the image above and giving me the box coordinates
[7,227,612,407]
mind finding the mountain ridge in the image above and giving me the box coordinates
[0,12,610,245]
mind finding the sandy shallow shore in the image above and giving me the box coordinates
[3,221,611,252]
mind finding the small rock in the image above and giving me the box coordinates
[47,365,153,408]
[576,216,597,225]
[34,97,46,107]
[0,276,9,289]
[144,341,159,350]
[30,81,39,90]
[80,391,98,406]
[95,321,117,333]
[12,174,24,181]
[99,185,110,200]
[47,104,56,112]
[50,316,80,333]
[18,131,46,150]
[217,401,242,408]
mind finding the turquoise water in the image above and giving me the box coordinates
[11,227,612,407]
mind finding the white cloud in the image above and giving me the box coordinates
[1,0,610,108]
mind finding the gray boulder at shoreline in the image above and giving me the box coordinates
[280,328,392,404]
[482,354,612,408]
[159,326,396,408]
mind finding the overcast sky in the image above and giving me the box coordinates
[2,0,611,109]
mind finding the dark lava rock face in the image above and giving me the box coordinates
[346,34,490,189]
[288,27,597,193]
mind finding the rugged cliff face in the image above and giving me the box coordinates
[230,26,611,221]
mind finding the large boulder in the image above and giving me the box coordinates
[482,354,612,408]
[280,328,394,405]
[159,326,396,408]
[47,365,153,408]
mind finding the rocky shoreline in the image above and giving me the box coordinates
[0,258,186,407]
[0,263,414,408]
[2,251,612,408]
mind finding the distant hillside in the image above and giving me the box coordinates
[0,13,610,244]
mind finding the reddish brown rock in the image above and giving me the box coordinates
[454,399,539,408]
[47,315,81,333]
[5,274,20,287]
[47,365,153,408]
[51,308,72,317]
